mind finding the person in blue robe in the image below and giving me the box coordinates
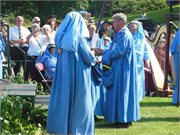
[87,24,102,112]
[0,34,6,79]
[40,44,57,80]
[128,20,150,101]
[94,36,111,117]
[170,28,180,104]
[46,12,96,135]
[102,13,140,127]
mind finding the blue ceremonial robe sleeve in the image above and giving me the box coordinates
[109,36,129,59]
[44,59,56,73]
[79,37,96,64]
[102,35,130,65]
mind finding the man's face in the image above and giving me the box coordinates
[16,16,24,27]
[112,19,121,32]
[33,19,41,26]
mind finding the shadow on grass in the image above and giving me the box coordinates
[95,117,180,129]
[95,122,114,129]
[95,118,114,128]
[140,117,180,122]
[140,101,173,107]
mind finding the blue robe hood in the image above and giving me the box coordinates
[55,12,89,52]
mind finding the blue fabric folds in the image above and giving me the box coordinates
[40,45,57,79]
[54,12,89,51]
[46,12,96,135]
[170,28,180,104]
[91,64,102,85]
[102,26,140,123]
[128,20,150,101]
[102,67,113,89]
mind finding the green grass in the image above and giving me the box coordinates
[102,5,180,25]
[95,97,180,135]
[145,5,180,25]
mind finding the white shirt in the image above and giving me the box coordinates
[9,26,30,47]
[27,35,48,56]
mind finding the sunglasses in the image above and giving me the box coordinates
[34,21,40,23]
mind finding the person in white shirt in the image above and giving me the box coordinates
[42,24,55,45]
[26,23,49,82]
[9,16,30,77]
[28,16,41,32]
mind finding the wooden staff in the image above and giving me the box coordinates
[96,0,106,33]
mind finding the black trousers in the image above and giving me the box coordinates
[10,46,28,78]
[26,55,43,82]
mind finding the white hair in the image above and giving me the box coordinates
[32,16,40,23]
[112,13,127,25]
[42,24,51,32]
[31,23,40,31]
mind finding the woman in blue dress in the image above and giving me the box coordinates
[47,12,96,135]
[170,28,180,105]
[128,20,150,101]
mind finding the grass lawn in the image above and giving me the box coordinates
[95,97,180,135]
[103,5,180,25]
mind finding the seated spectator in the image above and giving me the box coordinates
[42,24,55,45]
[48,14,57,22]
[26,23,49,82]
[40,44,57,80]
[9,16,30,77]
[28,16,41,32]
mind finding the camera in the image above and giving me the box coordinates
[0,20,7,25]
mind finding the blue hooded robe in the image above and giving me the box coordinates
[87,37,102,111]
[128,21,150,101]
[40,45,57,80]
[47,12,96,135]
[170,28,180,104]
[102,26,140,123]
[95,36,111,116]
[0,34,5,79]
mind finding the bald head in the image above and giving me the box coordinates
[16,16,24,28]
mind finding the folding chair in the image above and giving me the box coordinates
[35,63,52,91]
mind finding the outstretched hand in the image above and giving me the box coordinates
[93,48,103,56]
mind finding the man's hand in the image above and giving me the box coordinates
[93,48,103,56]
